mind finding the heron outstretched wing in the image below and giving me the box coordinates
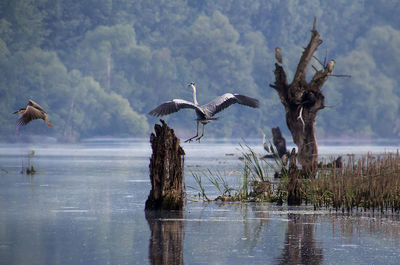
[149,99,202,117]
[28,99,47,113]
[203,93,259,116]
[17,105,46,126]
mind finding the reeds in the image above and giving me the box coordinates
[189,172,211,201]
[189,144,287,202]
[190,169,251,202]
[21,150,36,175]
[189,143,400,213]
[306,152,400,213]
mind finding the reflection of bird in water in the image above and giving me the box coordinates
[14,100,53,127]
[275,47,282,64]
[326,59,335,74]
[149,82,259,142]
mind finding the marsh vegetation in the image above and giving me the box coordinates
[191,145,400,213]
[21,150,36,175]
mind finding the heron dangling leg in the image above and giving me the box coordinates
[184,120,199,143]
[195,123,206,142]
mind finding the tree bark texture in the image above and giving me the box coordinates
[145,120,185,210]
[287,148,302,206]
[270,17,330,174]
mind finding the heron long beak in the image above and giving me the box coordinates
[45,120,53,127]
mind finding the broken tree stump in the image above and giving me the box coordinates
[287,148,302,206]
[272,127,289,158]
[145,120,185,210]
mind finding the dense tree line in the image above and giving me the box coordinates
[0,0,399,141]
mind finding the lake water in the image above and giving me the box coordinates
[0,138,399,265]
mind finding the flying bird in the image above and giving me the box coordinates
[149,82,259,142]
[275,47,282,64]
[14,100,53,127]
[326,59,335,74]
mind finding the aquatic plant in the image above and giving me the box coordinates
[189,142,400,213]
[189,143,289,202]
[240,143,267,182]
[189,169,249,202]
[305,152,400,213]
[21,150,36,175]
[189,172,211,202]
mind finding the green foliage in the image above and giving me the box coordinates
[0,0,399,141]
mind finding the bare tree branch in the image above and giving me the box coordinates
[329,74,352,78]
[312,55,325,68]
[323,48,327,67]
[293,16,323,83]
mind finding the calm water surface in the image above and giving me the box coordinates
[0,139,399,265]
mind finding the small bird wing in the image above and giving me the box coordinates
[203,93,259,116]
[27,99,47,113]
[17,105,46,126]
[148,99,201,117]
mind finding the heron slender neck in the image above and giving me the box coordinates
[190,84,198,105]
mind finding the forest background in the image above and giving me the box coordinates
[1,0,399,142]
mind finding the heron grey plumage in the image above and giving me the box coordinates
[260,129,270,153]
[149,82,259,142]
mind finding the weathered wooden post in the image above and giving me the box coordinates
[145,120,185,210]
[287,148,302,205]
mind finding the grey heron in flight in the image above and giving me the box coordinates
[149,82,259,142]
[14,100,53,127]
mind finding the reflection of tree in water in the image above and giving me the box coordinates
[277,214,323,265]
[145,211,184,265]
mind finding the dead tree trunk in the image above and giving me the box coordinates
[270,17,330,175]
[145,120,185,210]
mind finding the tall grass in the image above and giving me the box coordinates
[189,143,400,213]
[188,172,211,201]
[305,152,400,213]
[189,143,289,202]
